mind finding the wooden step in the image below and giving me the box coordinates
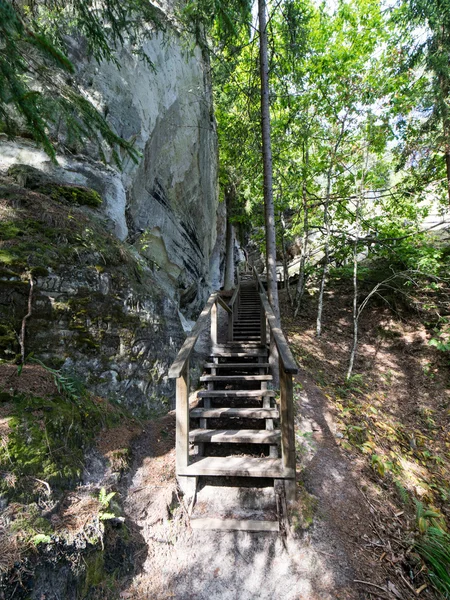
[189,429,281,444]
[179,456,293,478]
[190,518,279,532]
[200,374,272,382]
[204,362,270,369]
[214,342,265,348]
[212,346,266,354]
[211,350,267,358]
[197,389,275,398]
[190,407,278,418]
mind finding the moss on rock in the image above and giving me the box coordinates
[0,378,123,502]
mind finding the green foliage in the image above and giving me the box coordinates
[428,319,450,353]
[0,0,162,164]
[97,488,117,521]
[413,501,450,598]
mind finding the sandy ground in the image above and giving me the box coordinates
[116,372,408,600]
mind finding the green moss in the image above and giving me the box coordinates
[0,391,102,500]
[0,324,18,359]
[290,486,319,532]
[9,504,53,539]
[36,184,103,208]
[30,266,49,277]
[0,249,17,266]
[0,221,21,240]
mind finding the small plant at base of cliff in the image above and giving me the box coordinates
[98,488,118,521]
[410,501,450,598]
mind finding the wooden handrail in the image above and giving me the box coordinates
[168,292,218,378]
[253,268,298,375]
[217,295,232,314]
[229,279,240,308]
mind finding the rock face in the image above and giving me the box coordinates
[0,19,223,412]
[76,30,220,305]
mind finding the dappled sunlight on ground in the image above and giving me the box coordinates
[281,283,450,526]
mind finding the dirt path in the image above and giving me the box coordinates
[117,372,397,600]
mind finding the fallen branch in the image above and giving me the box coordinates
[354,580,389,593]
[19,273,34,364]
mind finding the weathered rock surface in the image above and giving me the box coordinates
[0,17,223,411]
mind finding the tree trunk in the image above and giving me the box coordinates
[258,0,280,323]
[294,168,309,317]
[280,212,293,305]
[346,233,359,380]
[316,169,332,337]
[224,190,235,290]
[347,151,366,379]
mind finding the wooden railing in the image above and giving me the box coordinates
[253,268,298,497]
[168,290,235,473]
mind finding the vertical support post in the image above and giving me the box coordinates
[260,306,267,346]
[279,357,296,503]
[176,360,190,473]
[228,305,233,341]
[211,300,218,347]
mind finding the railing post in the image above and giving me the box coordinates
[211,300,218,346]
[176,360,190,473]
[228,305,234,341]
[279,357,296,503]
[261,309,267,345]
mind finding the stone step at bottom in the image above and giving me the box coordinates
[190,518,279,532]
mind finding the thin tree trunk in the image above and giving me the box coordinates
[347,143,367,380]
[294,170,309,316]
[258,0,280,323]
[316,169,332,338]
[280,211,293,305]
[315,117,347,336]
[346,232,359,380]
[224,190,235,290]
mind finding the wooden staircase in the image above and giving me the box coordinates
[169,273,298,532]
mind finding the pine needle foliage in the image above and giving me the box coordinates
[0,0,164,165]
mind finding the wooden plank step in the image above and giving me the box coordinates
[200,375,272,382]
[190,518,279,532]
[204,362,270,369]
[214,342,265,348]
[179,456,294,478]
[233,332,261,335]
[190,407,278,418]
[189,429,281,444]
[197,389,275,398]
[211,350,267,358]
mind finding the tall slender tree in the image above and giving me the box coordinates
[258,0,280,322]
